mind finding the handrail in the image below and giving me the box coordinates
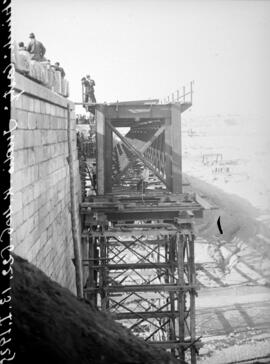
[162,80,194,105]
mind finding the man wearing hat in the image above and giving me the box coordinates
[86,74,96,103]
[26,33,46,61]
[81,77,91,105]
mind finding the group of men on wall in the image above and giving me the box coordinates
[18,32,65,78]
[19,32,97,110]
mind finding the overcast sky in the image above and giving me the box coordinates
[12,0,270,118]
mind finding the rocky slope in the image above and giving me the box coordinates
[11,254,177,364]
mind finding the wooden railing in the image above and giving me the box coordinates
[161,80,194,104]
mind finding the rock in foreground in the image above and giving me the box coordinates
[11,254,177,364]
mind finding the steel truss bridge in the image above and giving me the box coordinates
[78,83,205,363]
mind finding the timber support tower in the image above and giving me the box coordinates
[79,83,204,363]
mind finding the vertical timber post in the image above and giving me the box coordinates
[104,120,112,193]
[81,235,89,294]
[177,232,185,362]
[88,234,97,306]
[169,235,176,358]
[100,235,108,311]
[96,105,105,195]
[189,234,197,364]
[96,105,112,195]
[171,105,182,193]
[164,116,173,191]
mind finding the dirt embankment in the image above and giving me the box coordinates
[11,254,177,364]
[185,175,267,246]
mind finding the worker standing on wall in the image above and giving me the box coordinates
[86,75,96,103]
[82,75,96,113]
[81,77,90,104]
[26,33,46,61]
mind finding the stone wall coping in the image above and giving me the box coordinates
[14,71,74,110]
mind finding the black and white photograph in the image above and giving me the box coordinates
[3,0,270,363]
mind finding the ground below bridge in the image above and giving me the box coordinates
[184,174,270,363]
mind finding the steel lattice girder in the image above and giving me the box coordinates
[95,102,191,194]
[81,223,199,363]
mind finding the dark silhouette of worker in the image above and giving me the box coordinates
[26,33,46,61]
[81,75,96,114]
[53,62,65,78]
[86,75,96,103]
[81,77,90,104]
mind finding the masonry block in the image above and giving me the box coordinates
[33,182,41,200]
[22,150,30,169]
[25,214,36,237]
[22,184,34,207]
[20,94,30,109]
[14,240,28,260]
[40,100,46,113]
[58,117,64,129]
[10,210,24,231]
[30,238,40,260]
[28,112,37,129]
[38,160,50,179]
[39,213,50,234]
[13,94,23,109]
[55,107,61,118]
[43,114,51,128]
[11,168,27,193]
[35,114,43,129]
[13,149,24,171]
[31,165,39,184]
[50,105,56,116]
[33,99,41,113]
[41,130,48,145]
[47,225,53,240]
[27,148,36,166]
[16,110,28,130]
[45,145,52,161]
[60,130,67,143]
[22,130,33,148]
[60,118,67,130]
[45,102,51,115]
[32,130,42,147]
[34,146,42,163]
[29,98,34,112]
[11,191,22,214]
[15,219,30,246]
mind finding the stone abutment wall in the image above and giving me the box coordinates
[10,71,81,293]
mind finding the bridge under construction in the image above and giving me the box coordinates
[77,83,205,364]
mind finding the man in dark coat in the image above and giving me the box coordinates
[86,75,96,103]
[26,33,46,61]
[81,77,91,104]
